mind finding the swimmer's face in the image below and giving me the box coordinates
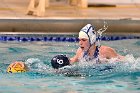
[79,38,90,51]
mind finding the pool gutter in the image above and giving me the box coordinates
[0,18,140,34]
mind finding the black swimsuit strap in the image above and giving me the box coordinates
[94,46,100,58]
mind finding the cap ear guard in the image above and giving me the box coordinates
[51,54,70,69]
[90,32,96,45]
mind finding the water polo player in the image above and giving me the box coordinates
[70,24,124,64]
[50,24,124,69]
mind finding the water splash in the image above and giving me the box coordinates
[5,54,139,79]
[123,54,140,71]
[96,21,108,47]
[25,58,51,72]
[57,54,140,78]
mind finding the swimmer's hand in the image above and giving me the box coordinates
[100,55,125,63]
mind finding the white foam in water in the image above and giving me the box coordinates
[124,54,140,70]
[61,53,140,77]
[25,58,50,72]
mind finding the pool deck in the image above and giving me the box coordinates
[0,0,140,34]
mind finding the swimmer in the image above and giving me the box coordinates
[51,24,124,69]
[70,24,124,64]
[7,61,28,73]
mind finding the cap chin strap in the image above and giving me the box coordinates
[84,34,96,54]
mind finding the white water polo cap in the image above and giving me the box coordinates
[79,24,96,45]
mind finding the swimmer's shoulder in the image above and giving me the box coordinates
[99,45,115,52]
[99,46,116,56]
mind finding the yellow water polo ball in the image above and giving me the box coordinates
[7,61,27,73]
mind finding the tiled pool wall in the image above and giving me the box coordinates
[0,34,140,42]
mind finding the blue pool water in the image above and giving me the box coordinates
[0,34,140,93]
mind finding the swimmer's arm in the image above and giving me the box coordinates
[102,46,124,59]
[70,48,81,64]
[70,55,78,64]
[106,47,118,58]
[115,54,125,61]
[106,47,125,62]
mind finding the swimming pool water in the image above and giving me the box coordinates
[0,37,140,93]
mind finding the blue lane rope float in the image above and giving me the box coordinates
[0,35,139,42]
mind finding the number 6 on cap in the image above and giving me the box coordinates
[51,54,70,69]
